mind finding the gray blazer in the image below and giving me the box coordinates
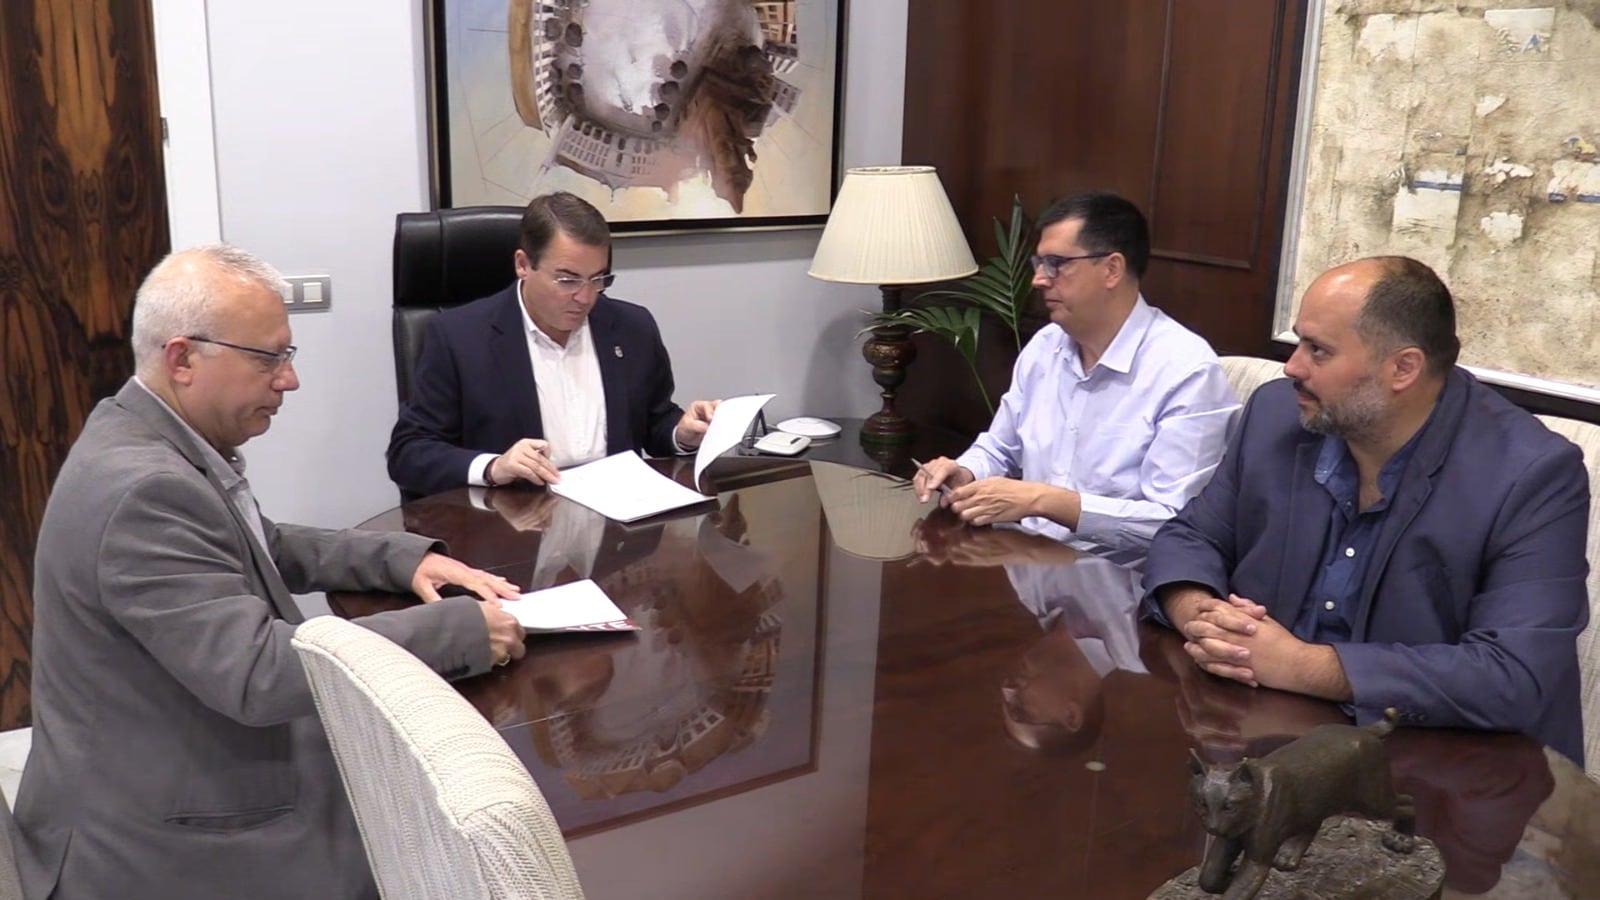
[12,380,495,900]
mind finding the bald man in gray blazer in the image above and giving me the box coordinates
[11,246,528,900]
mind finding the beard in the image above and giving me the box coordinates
[1295,375,1387,442]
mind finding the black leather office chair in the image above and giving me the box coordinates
[391,206,525,406]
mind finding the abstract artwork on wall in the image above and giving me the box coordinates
[430,0,843,232]
[1277,0,1600,402]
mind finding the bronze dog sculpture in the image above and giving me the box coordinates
[1187,710,1416,899]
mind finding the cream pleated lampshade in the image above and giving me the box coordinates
[808,166,978,285]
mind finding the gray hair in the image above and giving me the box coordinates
[131,243,290,376]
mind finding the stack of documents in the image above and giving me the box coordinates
[548,451,712,522]
[548,393,777,522]
[500,579,639,633]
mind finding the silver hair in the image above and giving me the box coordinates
[130,243,290,376]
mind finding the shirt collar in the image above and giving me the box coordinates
[131,376,247,487]
[1065,294,1152,376]
[1313,427,1423,509]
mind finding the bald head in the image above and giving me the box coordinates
[1320,256,1458,378]
[131,245,290,378]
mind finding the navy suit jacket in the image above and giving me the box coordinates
[1145,370,1589,764]
[388,285,684,498]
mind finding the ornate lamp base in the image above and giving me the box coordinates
[860,323,916,444]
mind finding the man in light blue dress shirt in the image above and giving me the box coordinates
[915,191,1239,548]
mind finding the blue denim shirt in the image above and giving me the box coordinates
[1292,433,1420,642]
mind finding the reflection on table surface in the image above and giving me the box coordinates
[337,457,1600,900]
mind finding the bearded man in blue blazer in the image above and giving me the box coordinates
[387,192,718,499]
[1145,256,1590,764]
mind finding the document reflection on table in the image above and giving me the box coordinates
[491,481,824,835]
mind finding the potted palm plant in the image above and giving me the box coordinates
[862,196,1034,414]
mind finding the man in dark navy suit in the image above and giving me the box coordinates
[1144,256,1590,764]
[388,192,718,498]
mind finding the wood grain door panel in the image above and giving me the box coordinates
[0,0,169,729]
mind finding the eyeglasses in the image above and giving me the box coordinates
[1029,252,1113,280]
[541,270,615,294]
[185,336,298,370]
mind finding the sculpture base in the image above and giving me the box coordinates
[1150,818,1443,900]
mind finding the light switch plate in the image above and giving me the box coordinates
[284,275,332,313]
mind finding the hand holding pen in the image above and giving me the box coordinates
[911,456,974,505]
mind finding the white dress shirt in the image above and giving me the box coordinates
[956,296,1239,547]
[469,282,608,484]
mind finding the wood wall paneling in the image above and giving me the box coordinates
[1149,0,1284,267]
[898,2,983,217]
[0,0,169,729]
[902,0,1308,431]
[1143,0,1304,355]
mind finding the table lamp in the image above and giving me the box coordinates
[808,165,977,444]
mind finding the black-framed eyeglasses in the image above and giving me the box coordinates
[542,270,615,294]
[1029,252,1113,280]
[185,336,298,369]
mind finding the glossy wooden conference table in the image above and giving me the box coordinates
[336,454,1600,900]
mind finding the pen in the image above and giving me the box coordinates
[909,458,951,496]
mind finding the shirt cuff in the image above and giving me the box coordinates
[1075,492,1123,542]
[954,450,1003,481]
[468,452,498,487]
[1139,590,1177,629]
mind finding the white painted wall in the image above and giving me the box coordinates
[150,0,221,247]
[186,0,906,530]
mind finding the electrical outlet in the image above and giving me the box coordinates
[284,275,333,313]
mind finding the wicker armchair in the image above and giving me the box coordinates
[1218,355,1285,403]
[292,616,584,899]
[1536,414,1600,781]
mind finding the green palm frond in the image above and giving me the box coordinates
[917,195,1033,350]
[860,306,992,413]
[853,196,1034,417]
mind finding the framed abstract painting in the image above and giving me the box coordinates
[428,0,845,232]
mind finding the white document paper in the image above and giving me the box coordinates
[693,393,776,489]
[502,579,639,633]
[549,451,711,522]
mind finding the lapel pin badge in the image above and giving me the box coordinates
[614,345,624,358]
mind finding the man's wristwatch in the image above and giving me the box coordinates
[483,456,503,487]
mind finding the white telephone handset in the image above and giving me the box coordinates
[752,432,812,456]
